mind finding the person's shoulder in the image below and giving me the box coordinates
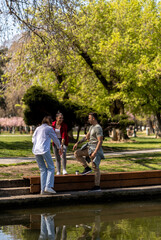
[95,124,102,128]
[95,124,103,132]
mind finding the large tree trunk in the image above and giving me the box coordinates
[76,125,81,142]
[155,112,161,137]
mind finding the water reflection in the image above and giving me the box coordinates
[55,225,67,240]
[38,211,101,239]
[1,201,161,239]
[39,214,56,240]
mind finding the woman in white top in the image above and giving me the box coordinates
[32,116,62,195]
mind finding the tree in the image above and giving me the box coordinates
[23,85,94,141]
[4,0,161,138]
[23,85,61,126]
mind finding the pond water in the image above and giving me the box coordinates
[1,199,161,240]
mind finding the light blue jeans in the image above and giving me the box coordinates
[39,214,55,240]
[35,151,55,192]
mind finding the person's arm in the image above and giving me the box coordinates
[90,136,103,160]
[73,132,90,150]
[49,128,62,155]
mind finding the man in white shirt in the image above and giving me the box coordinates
[32,116,62,194]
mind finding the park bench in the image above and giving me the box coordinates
[24,170,161,193]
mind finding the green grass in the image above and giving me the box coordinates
[102,137,161,152]
[0,135,33,157]
[99,152,161,172]
[0,134,160,158]
[63,152,161,174]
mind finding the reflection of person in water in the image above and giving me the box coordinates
[39,214,56,240]
[76,214,101,240]
[55,225,67,240]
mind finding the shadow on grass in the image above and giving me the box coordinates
[105,152,161,171]
[0,141,32,150]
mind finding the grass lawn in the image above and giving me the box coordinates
[0,132,160,158]
[0,135,33,157]
[0,133,161,179]
[102,137,161,152]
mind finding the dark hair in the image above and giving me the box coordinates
[89,112,98,121]
[42,116,53,125]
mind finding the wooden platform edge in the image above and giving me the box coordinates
[24,170,161,194]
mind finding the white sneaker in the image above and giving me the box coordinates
[44,187,56,194]
[63,169,68,175]
[40,190,47,195]
[56,172,60,175]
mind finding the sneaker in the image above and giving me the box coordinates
[63,169,68,175]
[40,190,47,195]
[81,167,92,175]
[90,186,101,191]
[56,172,60,175]
[44,187,57,194]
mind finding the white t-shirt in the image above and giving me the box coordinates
[55,128,61,139]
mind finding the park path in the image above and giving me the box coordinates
[1,148,161,165]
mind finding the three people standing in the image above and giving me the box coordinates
[32,112,104,194]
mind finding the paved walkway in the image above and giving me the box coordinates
[1,148,161,165]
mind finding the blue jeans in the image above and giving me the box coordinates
[39,214,55,240]
[35,151,55,191]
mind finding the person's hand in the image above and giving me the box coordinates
[73,142,78,151]
[90,151,96,160]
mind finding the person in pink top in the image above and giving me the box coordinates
[52,112,69,175]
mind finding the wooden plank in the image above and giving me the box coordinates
[25,170,161,184]
[55,174,95,183]
[26,170,161,193]
[55,182,94,191]
[100,178,161,189]
[26,174,95,185]
[30,185,40,193]
[100,171,161,181]
[31,176,161,193]
[30,182,94,193]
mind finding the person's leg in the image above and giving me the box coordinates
[43,151,55,189]
[74,148,92,175]
[62,225,67,240]
[74,148,89,168]
[45,215,55,239]
[62,146,67,175]
[91,153,101,189]
[35,155,47,192]
[39,214,48,239]
[53,145,61,174]
[92,161,101,186]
